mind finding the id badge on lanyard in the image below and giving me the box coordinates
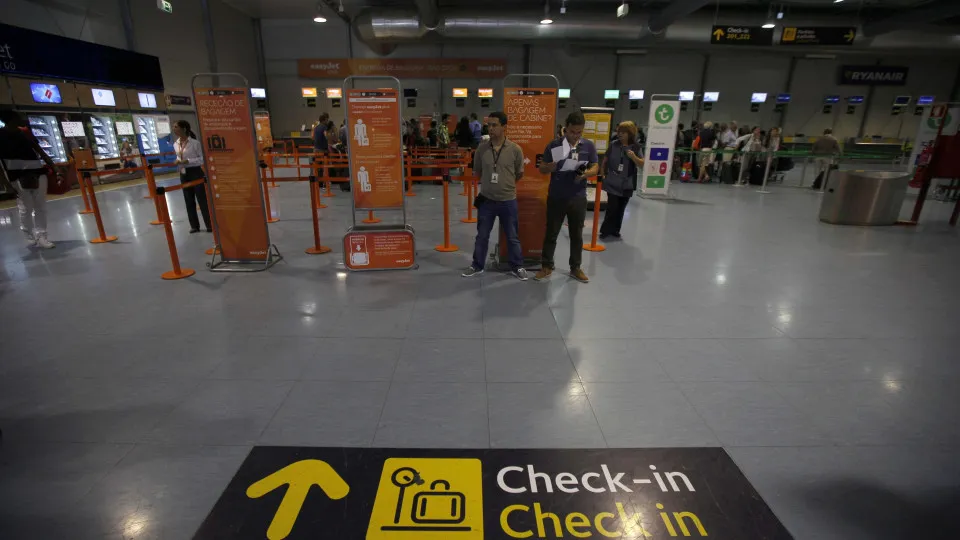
[177,143,186,174]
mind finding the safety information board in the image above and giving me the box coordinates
[346,88,404,210]
[343,229,416,271]
[192,447,792,539]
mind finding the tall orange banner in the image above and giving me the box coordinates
[194,87,270,261]
[347,89,404,209]
[254,112,273,153]
[502,87,557,259]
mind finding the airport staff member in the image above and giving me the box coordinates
[461,111,528,281]
[173,120,212,233]
[535,111,599,284]
[811,128,841,190]
[600,121,643,240]
[0,110,58,248]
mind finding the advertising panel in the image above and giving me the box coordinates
[346,89,404,209]
[582,111,613,154]
[343,230,416,271]
[298,58,507,79]
[642,99,680,196]
[194,87,270,262]
[254,112,273,153]
[502,87,557,260]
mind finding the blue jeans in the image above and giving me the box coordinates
[472,198,523,270]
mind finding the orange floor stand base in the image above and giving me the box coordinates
[78,209,93,215]
[89,236,118,244]
[584,244,606,252]
[316,201,328,209]
[362,217,382,224]
[305,246,332,255]
[150,220,162,225]
[460,217,477,224]
[266,217,279,223]
[434,244,459,252]
[205,247,221,255]
[162,268,196,280]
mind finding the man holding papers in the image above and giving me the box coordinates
[534,111,599,283]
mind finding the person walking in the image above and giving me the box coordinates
[438,114,451,148]
[696,121,719,183]
[811,128,841,189]
[0,110,58,248]
[469,113,482,147]
[461,111,527,280]
[599,121,643,240]
[736,126,766,186]
[454,117,473,148]
[534,111,599,284]
[172,120,212,233]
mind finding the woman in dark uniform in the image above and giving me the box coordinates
[172,120,212,233]
[599,121,643,240]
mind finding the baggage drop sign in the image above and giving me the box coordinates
[192,447,794,539]
[641,99,680,196]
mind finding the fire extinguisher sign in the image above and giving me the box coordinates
[192,447,792,539]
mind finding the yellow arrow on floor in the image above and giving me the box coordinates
[246,459,350,540]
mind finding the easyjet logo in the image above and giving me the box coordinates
[310,62,341,71]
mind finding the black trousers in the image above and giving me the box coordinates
[541,196,587,270]
[181,169,211,230]
[600,192,631,236]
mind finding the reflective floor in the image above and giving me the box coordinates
[1,178,959,539]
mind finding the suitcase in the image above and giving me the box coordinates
[410,480,466,524]
[748,162,765,185]
[721,161,740,184]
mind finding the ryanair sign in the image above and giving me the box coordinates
[840,65,909,86]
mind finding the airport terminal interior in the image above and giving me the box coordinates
[2,0,960,539]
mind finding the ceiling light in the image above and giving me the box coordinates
[762,22,775,29]
[833,0,844,3]
[540,17,553,24]
[313,15,327,23]
[776,11,783,19]
[540,1,553,24]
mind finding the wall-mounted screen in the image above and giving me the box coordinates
[301,87,318,98]
[750,92,768,103]
[703,92,719,102]
[893,95,911,106]
[61,121,84,137]
[604,89,620,100]
[917,95,935,105]
[91,88,116,106]
[403,88,418,98]
[824,95,840,104]
[776,93,791,103]
[138,92,157,108]
[678,91,695,101]
[846,95,865,104]
[452,88,468,98]
[628,90,644,100]
[558,88,571,99]
[326,88,342,98]
[250,87,266,98]
[30,83,62,104]
[478,88,494,98]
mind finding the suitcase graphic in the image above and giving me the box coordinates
[410,480,466,525]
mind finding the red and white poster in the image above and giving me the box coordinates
[501,87,557,259]
[346,89,404,209]
[343,230,416,271]
[194,87,270,261]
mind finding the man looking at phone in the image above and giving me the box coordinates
[534,111,598,283]
[461,111,527,280]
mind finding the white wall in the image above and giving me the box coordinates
[2,0,260,99]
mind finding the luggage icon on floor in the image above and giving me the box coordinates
[366,458,483,539]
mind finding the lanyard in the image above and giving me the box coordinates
[491,140,507,169]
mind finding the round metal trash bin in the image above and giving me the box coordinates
[818,171,911,225]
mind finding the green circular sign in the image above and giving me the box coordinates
[927,113,952,130]
[654,104,675,124]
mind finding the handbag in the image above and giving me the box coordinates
[473,192,488,209]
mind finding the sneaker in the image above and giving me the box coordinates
[570,268,589,283]
[35,233,55,249]
[461,266,484,277]
[512,268,529,281]
[533,267,553,281]
[22,230,36,246]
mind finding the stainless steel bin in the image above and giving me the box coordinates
[818,171,911,225]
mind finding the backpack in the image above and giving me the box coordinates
[692,136,701,150]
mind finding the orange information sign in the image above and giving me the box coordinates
[298,58,507,79]
[194,87,270,261]
[347,89,404,209]
[343,229,416,270]
[254,112,273,153]
[501,87,557,259]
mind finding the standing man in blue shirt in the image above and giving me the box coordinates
[534,111,599,283]
[313,112,330,152]
[469,113,482,147]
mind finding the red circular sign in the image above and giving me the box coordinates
[659,162,668,174]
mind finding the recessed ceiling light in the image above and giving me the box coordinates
[540,18,553,24]
[833,0,844,3]
[762,22,775,29]
[313,16,327,23]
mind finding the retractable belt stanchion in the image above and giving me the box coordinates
[405,161,416,196]
[76,161,94,215]
[461,175,477,223]
[435,170,459,253]
[583,180,606,252]
[81,172,118,244]
[305,177,332,255]
[145,164,162,225]
[362,210,381,224]
[312,160,327,209]
[155,182,198,280]
[322,156,334,198]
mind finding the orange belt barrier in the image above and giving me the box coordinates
[362,210,381,224]
[310,162,327,208]
[80,172,118,244]
[584,180,606,253]
[434,173,459,253]
[263,175,279,223]
[154,179,205,280]
[76,161,94,215]
[459,176,477,224]
[305,177,332,255]
[144,165,162,225]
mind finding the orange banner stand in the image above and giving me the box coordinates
[193,75,281,272]
[499,79,558,267]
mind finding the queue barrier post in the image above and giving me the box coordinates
[460,176,477,223]
[435,172,459,253]
[155,184,196,280]
[311,160,327,209]
[305,177,333,255]
[362,210,382,224]
[583,180,606,253]
[81,172,118,244]
[145,165,162,225]
[260,160,279,223]
[405,162,416,196]
[76,161,94,215]
[322,158,334,198]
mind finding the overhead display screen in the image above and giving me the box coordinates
[917,95,934,105]
[776,93,791,103]
[847,95,864,104]
[92,88,116,106]
[750,92,768,103]
[703,92,719,102]
[893,95,911,106]
[558,88,571,99]
[250,87,266,98]
[452,88,468,98]
[30,83,62,104]
[679,91,695,101]
[628,90,644,100]
[138,92,157,108]
[301,87,318,98]
[478,88,494,98]
[603,90,620,100]
[326,88,343,98]
[824,95,840,104]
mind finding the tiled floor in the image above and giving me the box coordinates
[2,178,960,539]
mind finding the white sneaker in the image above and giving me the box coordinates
[512,268,529,281]
[23,230,36,246]
[35,233,55,249]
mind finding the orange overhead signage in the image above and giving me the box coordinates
[326,88,342,98]
[301,87,318,98]
[347,88,404,209]
[254,112,273,153]
[452,88,469,98]
[194,87,270,261]
[298,58,508,79]
[502,87,557,259]
[478,88,494,98]
[343,230,416,270]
